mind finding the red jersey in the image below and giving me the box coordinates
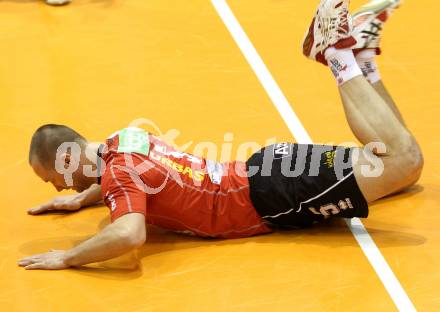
[99,127,272,238]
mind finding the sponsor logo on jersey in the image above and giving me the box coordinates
[117,127,150,156]
[107,193,117,211]
[273,142,293,159]
[153,144,167,154]
[206,160,223,185]
[324,150,336,168]
[149,151,205,182]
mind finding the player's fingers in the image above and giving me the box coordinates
[27,203,54,215]
[17,259,33,266]
[18,255,40,262]
[27,203,50,214]
[24,262,46,270]
[18,255,37,261]
[18,252,46,262]
[17,257,41,266]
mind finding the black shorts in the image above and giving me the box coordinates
[246,143,368,229]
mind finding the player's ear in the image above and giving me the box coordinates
[54,152,70,170]
[63,153,71,167]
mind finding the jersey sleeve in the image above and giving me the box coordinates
[102,163,147,223]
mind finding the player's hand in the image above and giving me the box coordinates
[28,195,82,215]
[17,250,70,270]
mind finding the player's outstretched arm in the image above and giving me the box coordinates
[27,184,102,215]
[17,213,146,270]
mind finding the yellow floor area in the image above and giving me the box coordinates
[0,0,439,311]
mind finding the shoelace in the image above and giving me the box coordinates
[317,8,350,53]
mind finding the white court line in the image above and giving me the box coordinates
[211,1,416,311]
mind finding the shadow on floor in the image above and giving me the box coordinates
[17,182,426,279]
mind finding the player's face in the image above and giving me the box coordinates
[31,160,68,192]
[31,160,91,193]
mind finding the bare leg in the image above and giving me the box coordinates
[372,80,406,126]
[301,0,423,202]
[339,75,423,202]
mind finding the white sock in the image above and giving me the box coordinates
[325,48,363,86]
[355,49,381,84]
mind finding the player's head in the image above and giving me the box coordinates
[29,124,95,192]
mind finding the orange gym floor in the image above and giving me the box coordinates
[1,0,439,311]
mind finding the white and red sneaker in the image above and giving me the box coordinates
[352,0,401,55]
[302,0,357,65]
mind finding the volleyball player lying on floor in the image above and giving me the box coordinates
[18,0,423,270]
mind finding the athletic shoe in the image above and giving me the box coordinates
[352,0,401,54]
[302,0,356,65]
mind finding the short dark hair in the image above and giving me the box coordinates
[29,124,86,168]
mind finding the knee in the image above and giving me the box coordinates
[400,140,424,185]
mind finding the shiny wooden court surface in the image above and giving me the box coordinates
[0,0,439,311]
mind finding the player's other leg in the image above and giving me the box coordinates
[339,76,423,202]
[350,0,422,196]
[303,0,423,202]
[352,0,406,125]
